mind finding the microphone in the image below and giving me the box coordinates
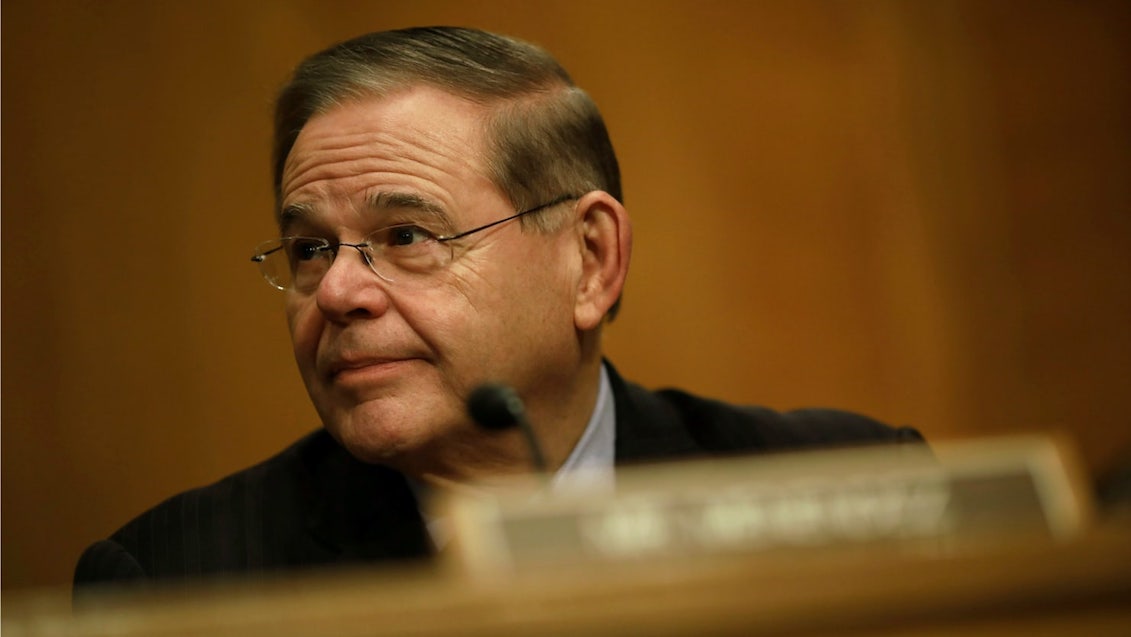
[467,383,547,473]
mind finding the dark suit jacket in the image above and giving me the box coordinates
[74,364,922,589]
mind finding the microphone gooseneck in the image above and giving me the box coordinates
[467,383,547,472]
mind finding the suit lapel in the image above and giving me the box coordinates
[302,432,433,563]
[607,361,704,464]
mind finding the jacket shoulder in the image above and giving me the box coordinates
[608,362,921,462]
[74,430,337,589]
[657,386,923,450]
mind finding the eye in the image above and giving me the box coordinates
[379,225,437,248]
[288,238,328,261]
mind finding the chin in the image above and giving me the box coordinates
[321,400,441,466]
[330,420,416,465]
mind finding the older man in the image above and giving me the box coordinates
[75,27,920,587]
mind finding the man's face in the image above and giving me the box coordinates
[279,87,583,470]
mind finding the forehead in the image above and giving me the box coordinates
[279,86,497,225]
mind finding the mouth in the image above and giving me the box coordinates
[326,357,422,387]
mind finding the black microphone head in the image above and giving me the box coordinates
[467,383,526,431]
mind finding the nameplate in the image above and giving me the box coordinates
[439,436,1092,574]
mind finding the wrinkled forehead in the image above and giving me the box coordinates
[277,88,502,228]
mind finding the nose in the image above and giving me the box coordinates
[314,245,391,321]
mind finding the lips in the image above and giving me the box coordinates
[327,356,411,377]
[319,351,432,390]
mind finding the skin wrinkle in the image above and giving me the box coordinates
[443,212,577,327]
[279,85,602,482]
[369,191,445,217]
[281,121,475,223]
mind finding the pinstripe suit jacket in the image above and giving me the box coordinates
[74,364,922,589]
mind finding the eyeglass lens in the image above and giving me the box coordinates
[254,224,454,292]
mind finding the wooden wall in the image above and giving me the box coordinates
[3,0,1129,590]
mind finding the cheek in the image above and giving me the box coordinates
[511,242,577,309]
[398,286,482,357]
[285,296,321,364]
[482,245,577,346]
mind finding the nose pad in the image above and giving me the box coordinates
[336,244,395,285]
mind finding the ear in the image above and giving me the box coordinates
[573,191,632,330]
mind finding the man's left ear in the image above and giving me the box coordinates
[573,191,632,330]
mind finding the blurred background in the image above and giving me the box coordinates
[3,0,1129,591]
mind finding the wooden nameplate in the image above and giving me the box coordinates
[439,435,1093,575]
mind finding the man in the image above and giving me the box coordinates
[75,27,921,588]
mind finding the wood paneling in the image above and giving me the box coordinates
[3,0,1129,589]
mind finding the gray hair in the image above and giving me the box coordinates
[273,26,622,225]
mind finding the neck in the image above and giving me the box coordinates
[400,355,604,485]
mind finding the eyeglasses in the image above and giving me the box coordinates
[251,194,578,292]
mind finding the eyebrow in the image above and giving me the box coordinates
[367,191,450,224]
[277,191,450,233]
[279,201,316,231]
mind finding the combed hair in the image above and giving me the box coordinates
[272,26,624,316]
[272,26,622,222]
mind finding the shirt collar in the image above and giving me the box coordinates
[410,365,617,547]
[549,363,616,493]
